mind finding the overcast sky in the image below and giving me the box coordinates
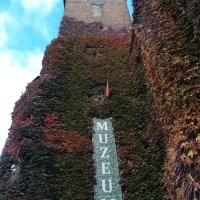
[0,0,133,154]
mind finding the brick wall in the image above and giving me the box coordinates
[64,0,131,30]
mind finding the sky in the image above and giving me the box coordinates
[0,0,133,155]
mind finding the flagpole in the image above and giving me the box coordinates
[105,80,109,98]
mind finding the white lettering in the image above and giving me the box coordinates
[101,199,115,200]
[100,147,109,158]
[97,122,108,131]
[98,134,108,143]
[101,179,112,193]
[102,163,111,174]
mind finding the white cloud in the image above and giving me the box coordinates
[7,0,60,42]
[33,20,52,41]
[0,12,14,48]
[19,0,60,15]
[0,0,63,156]
[0,49,43,154]
[0,0,61,155]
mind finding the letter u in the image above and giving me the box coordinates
[102,179,112,193]
[98,134,108,143]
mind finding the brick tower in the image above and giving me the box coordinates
[0,1,163,200]
[64,0,131,30]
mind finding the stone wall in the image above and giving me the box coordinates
[64,0,131,30]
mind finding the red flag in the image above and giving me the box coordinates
[105,80,109,97]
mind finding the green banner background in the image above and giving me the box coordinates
[92,118,122,200]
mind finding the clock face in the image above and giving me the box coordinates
[87,0,105,6]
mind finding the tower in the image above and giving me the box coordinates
[60,0,131,35]
[0,0,197,199]
[63,0,131,30]
[0,0,163,199]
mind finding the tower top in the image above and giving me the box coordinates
[63,0,131,30]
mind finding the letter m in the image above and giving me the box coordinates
[97,122,108,131]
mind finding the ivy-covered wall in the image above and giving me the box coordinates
[0,24,163,198]
[0,0,199,199]
[132,0,200,199]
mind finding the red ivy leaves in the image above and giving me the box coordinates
[43,113,92,152]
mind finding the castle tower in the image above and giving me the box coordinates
[0,1,162,199]
[63,0,131,30]
[0,0,198,199]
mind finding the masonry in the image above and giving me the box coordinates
[0,0,199,199]
[64,0,131,30]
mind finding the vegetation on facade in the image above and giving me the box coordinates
[0,27,164,199]
[0,0,199,199]
[132,0,199,199]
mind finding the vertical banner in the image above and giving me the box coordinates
[92,118,122,200]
